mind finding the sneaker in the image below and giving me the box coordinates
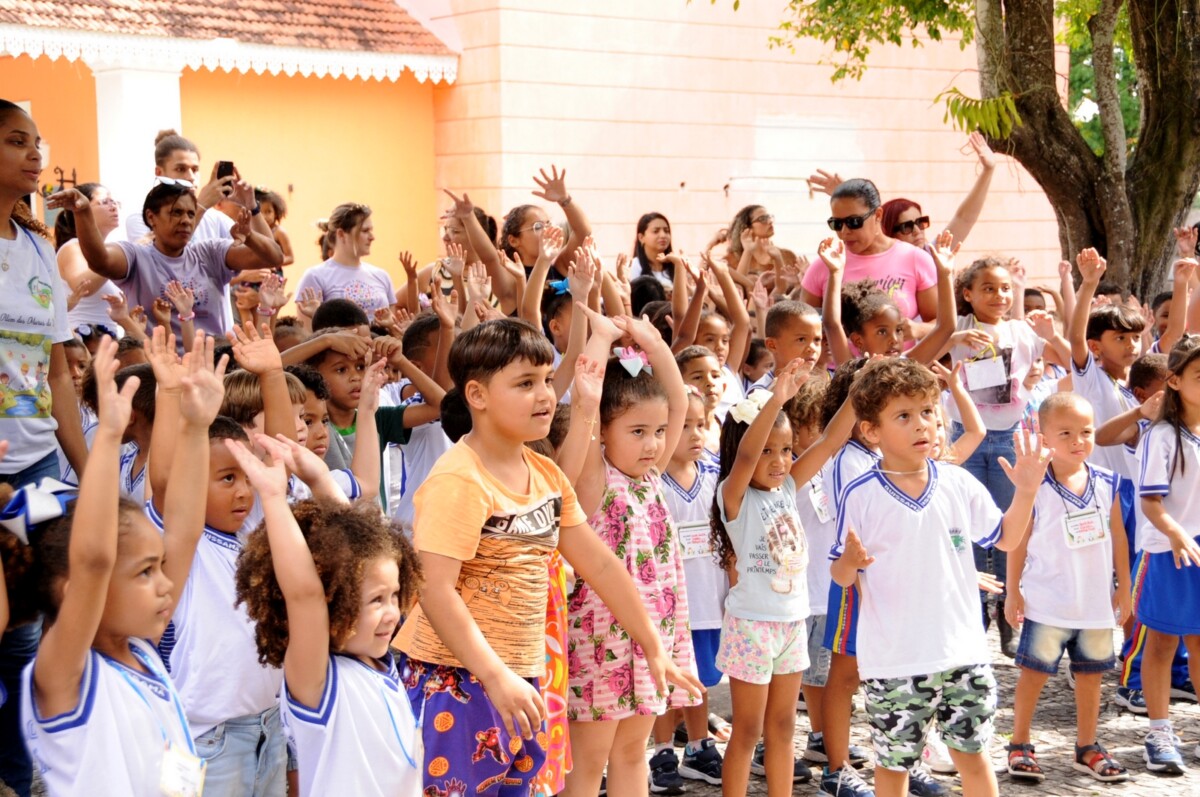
[679,738,723,785]
[1170,680,1198,702]
[1066,668,1076,690]
[921,733,957,774]
[1115,686,1149,715]
[599,775,607,797]
[1144,729,1186,775]
[805,734,871,768]
[649,747,686,794]
[819,764,876,797]
[750,741,813,782]
[907,766,949,797]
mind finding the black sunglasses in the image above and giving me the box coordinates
[892,216,931,236]
[826,208,877,232]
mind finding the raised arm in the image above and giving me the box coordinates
[818,237,851,366]
[398,251,420,316]
[568,305,625,512]
[32,337,135,716]
[443,190,518,313]
[46,188,129,280]
[551,247,597,401]
[907,231,960,364]
[347,357,386,502]
[519,227,564,328]
[147,327,186,504]
[531,166,592,276]
[1070,249,1106,370]
[935,362,985,462]
[942,132,997,245]
[228,322,297,442]
[709,253,751,373]
[1159,258,1197,354]
[994,428,1052,551]
[557,354,605,485]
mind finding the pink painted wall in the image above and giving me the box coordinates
[409,0,1066,283]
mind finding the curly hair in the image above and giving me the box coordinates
[710,409,791,571]
[850,358,939,427]
[235,499,422,668]
[841,279,899,338]
[820,356,867,430]
[785,374,829,435]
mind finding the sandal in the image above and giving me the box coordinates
[1005,743,1045,782]
[707,713,732,743]
[1072,743,1129,783]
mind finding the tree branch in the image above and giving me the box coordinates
[1087,0,1129,176]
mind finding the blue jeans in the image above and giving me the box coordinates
[0,451,60,796]
[193,705,287,797]
[952,423,1016,618]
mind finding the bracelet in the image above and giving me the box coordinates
[557,195,573,208]
[178,311,196,321]
[257,306,277,316]
[251,202,262,216]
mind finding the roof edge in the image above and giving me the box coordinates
[0,24,458,84]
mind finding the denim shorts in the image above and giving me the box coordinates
[1014,618,1115,675]
[193,705,287,797]
[804,614,832,687]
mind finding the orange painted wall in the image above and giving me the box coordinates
[0,54,99,206]
[180,68,442,288]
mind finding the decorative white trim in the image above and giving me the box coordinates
[0,23,457,84]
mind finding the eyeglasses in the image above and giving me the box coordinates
[520,221,549,235]
[751,213,774,225]
[827,208,877,232]
[892,216,930,236]
[154,176,195,188]
[96,197,121,209]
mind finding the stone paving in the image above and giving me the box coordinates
[661,627,1200,796]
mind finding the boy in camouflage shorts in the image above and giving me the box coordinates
[830,359,1050,797]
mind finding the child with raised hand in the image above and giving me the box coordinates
[394,319,701,797]
[713,358,854,797]
[831,358,1052,797]
[818,231,957,365]
[228,434,423,796]
[1002,393,1131,784]
[1135,335,1200,775]
[557,305,704,796]
[18,334,218,795]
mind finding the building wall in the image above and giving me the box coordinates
[181,68,443,282]
[417,0,1065,281]
[0,54,100,217]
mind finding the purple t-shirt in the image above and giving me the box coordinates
[115,239,235,338]
[802,240,937,320]
[295,260,396,314]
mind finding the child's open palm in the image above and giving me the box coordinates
[224,438,288,501]
[228,322,283,375]
[817,237,845,273]
[146,326,185,391]
[572,354,605,407]
[771,358,810,404]
[1025,309,1057,341]
[93,337,137,436]
[929,230,959,275]
[358,358,388,415]
[999,427,1053,491]
[179,335,229,427]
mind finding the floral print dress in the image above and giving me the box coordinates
[565,460,699,721]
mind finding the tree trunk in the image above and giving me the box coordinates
[974,0,1200,297]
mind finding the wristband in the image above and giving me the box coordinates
[251,202,262,216]
[557,195,573,208]
[257,306,277,316]
[178,311,196,321]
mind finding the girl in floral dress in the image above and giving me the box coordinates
[557,305,702,796]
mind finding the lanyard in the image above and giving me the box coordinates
[1049,464,1104,518]
[106,646,197,755]
[971,316,998,360]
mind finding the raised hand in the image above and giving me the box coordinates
[575,301,624,343]
[929,229,960,274]
[297,287,323,319]
[45,188,91,214]
[538,225,565,265]
[1173,257,1198,285]
[323,331,371,361]
[999,426,1053,492]
[950,328,995,353]
[441,188,475,220]
[1025,309,1057,341]
[473,299,506,324]
[817,237,845,272]
[224,438,288,501]
[179,333,229,427]
[429,284,458,328]
[567,247,597,299]
[531,164,569,204]
[259,273,291,311]
[146,326,185,391]
[739,227,758,259]
[770,357,811,403]
[1076,248,1106,283]
[164,280,195,316]
[1057,260,1072,281]
[1140,390,1165,420]
[465,260,492,304]
[92,336,137,436]
[571,354,605,407]
[624,313,664,353]
[103,291,132,324]
[751,274,771,312]
[129,305,148,329]
[929,360,965,392]
[234,285,261,312]
[840,528,875,570]
[806,169,843,197]
[398,250,418,280]
[615,252,631,285]
[442,243,466,278]
[1173,226,1199,258]
[227,322,283,376]
[966,130,996,170]
[151,297,173,328]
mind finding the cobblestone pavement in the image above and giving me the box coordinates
[657,628,1200,796]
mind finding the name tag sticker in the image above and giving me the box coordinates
[1063,509,1108,549]
[160,742,206,797]
[677,521,713,560]
[808,479,832,524]
[963,357,1007,390]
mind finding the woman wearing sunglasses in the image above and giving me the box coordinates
[799,178,939,326]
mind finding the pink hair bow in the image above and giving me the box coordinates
[613,346,652,377]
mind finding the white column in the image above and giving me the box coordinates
[89,65,182,218]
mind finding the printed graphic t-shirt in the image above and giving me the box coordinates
[396,441,587,677]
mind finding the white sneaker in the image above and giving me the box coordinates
[921,732,957,774]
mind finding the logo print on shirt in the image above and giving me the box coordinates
[483,496,562,545]
[27,277,52,309]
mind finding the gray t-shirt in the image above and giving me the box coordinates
[717,475,810,622]
[115,238,235,338]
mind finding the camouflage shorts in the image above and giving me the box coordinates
[863,664,996,771]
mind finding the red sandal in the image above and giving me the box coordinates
[1005,743,1045,782]
[1072,743,1128,783]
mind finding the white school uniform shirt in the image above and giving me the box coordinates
[662,457,728,630]
[21,638,195,797]
[796,462,836,615]
[280,653,421,797]
[386,388,452,533]
[831,461,1002,680]
[144,502,283,737]
[240,469,362,536]
[715,364,745,422]
[57,404,98,486]
[1072,352,1139,477]
[1138,421,1200,554]
[947,314,1043,430]
[119,442,146,506]
[1022,465,1121,629]
[827,439,881,516]
[717,475,809,622]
